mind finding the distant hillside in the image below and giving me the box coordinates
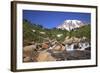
[23,19,47,46]
[23,19,90,46]
[70,25,91,40]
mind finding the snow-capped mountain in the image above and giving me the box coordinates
[57,20,85,31]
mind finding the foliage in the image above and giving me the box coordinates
[23,19,91,45]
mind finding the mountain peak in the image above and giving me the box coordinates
[57,20,85,31]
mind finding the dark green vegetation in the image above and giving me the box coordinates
[23,19,91,46]
[70,25,91,41]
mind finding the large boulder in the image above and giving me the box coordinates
[36,51,56,62]
[23,45,37,61]
[50,43,65,54]
[63,36,81,44]
[41,42,49,49]
[23,57,31,62]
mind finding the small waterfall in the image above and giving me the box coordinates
[65,44,74,51]
[65,42,90,51]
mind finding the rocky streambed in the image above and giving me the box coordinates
[23,36,91,62]
[23,46,91,62]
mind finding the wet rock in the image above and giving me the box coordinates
[51,50,68,61]
[23,44,39,62]
[67,50,91,60]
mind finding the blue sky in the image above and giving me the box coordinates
[23,10,91,29]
